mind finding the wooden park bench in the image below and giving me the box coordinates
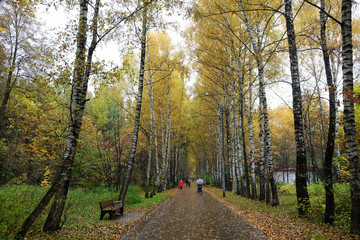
[99,200,124,220]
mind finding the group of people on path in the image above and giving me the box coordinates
[178,179,191,190]
[178,178,204,192]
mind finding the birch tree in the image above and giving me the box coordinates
[284,0,310,215]
[341,0,360,234]
[245,65,257,199]
[240,1,279,206]
[16,0,99,237]
[119,3,148,203]
[320,0,336,224]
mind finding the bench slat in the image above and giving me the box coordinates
[100,200,114,209]
[99,200,124,220]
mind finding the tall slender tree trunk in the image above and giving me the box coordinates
[119,6,147,203]
[217,111,222,187]
[230,108,237,193]
[341,0,360,234]
[242,8,278,205]
[241,95,250,198]
[150,80,160,197]
[259,101,266,201]
[217,84,226,197]
[225,19,241,195]
[265,149,271,204]
[44,0,101,231]
[115,130,123,192]
[231,78,239,194]
[161,87,171,191]
[320,0,335,224]
[228,20,245,195]
[258,51,278,206]
[173,84,183,186]
[331,52,342,183]
[145,94,153,198]
[246,82,257,199]
[284,0,310,215]
[145,40,153,199]
[165,109,171,189]
[220,29,234,190]
[159,110,166,192]
[220,102,226,198]
[317,84,326,165]
[304,110,317,184]
[15,1,92,238]
[174,146,179,186]
[224,92,233,191]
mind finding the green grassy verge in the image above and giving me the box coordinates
[0,185,173,239]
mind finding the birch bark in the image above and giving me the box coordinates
[165,108,171,190]
[304,110,317,184]
[245,80,257,199]
[320,0,335,224]
[242,7,278,206]
[149,91,160,197]
[284,0,310,215]
[341,0,360,233]
[217,109,222,187]
[145,43,154,198]
[224,13,242,194]
[160,110,166,191]
[16,1,92,237]
[145,84,153,198]
[224,92,234,191]
[161,86,171,191]
[259,100,265,201]
[119,5,147,203]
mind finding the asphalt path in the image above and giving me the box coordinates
[122,183,267,240]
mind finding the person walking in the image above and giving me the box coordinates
[196,178,204,193]
[179,180,184,190]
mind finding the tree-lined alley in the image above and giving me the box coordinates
[0,0,359,238]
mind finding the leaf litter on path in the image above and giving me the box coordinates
[206,187,359,240]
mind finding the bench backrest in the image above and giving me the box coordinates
[100,200,114,209]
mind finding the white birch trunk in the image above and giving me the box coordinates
[242,7,278,206]
[259,100,266,201]
[245,81,257,199]
[160,110,166,192]
[341,0,360,233]
[285,0,310,214]
[150,84,160,195]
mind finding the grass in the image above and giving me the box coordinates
[0,185,176,239]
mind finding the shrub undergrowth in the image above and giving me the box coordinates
[278,182,351,231]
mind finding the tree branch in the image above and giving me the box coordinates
[303,0,342,25]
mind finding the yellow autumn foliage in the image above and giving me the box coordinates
[40,166,51,187]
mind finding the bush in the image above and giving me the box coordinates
[278,183,296,195]
[333,183,351,231]
[198,174,214,186]
[125,185,142,205]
